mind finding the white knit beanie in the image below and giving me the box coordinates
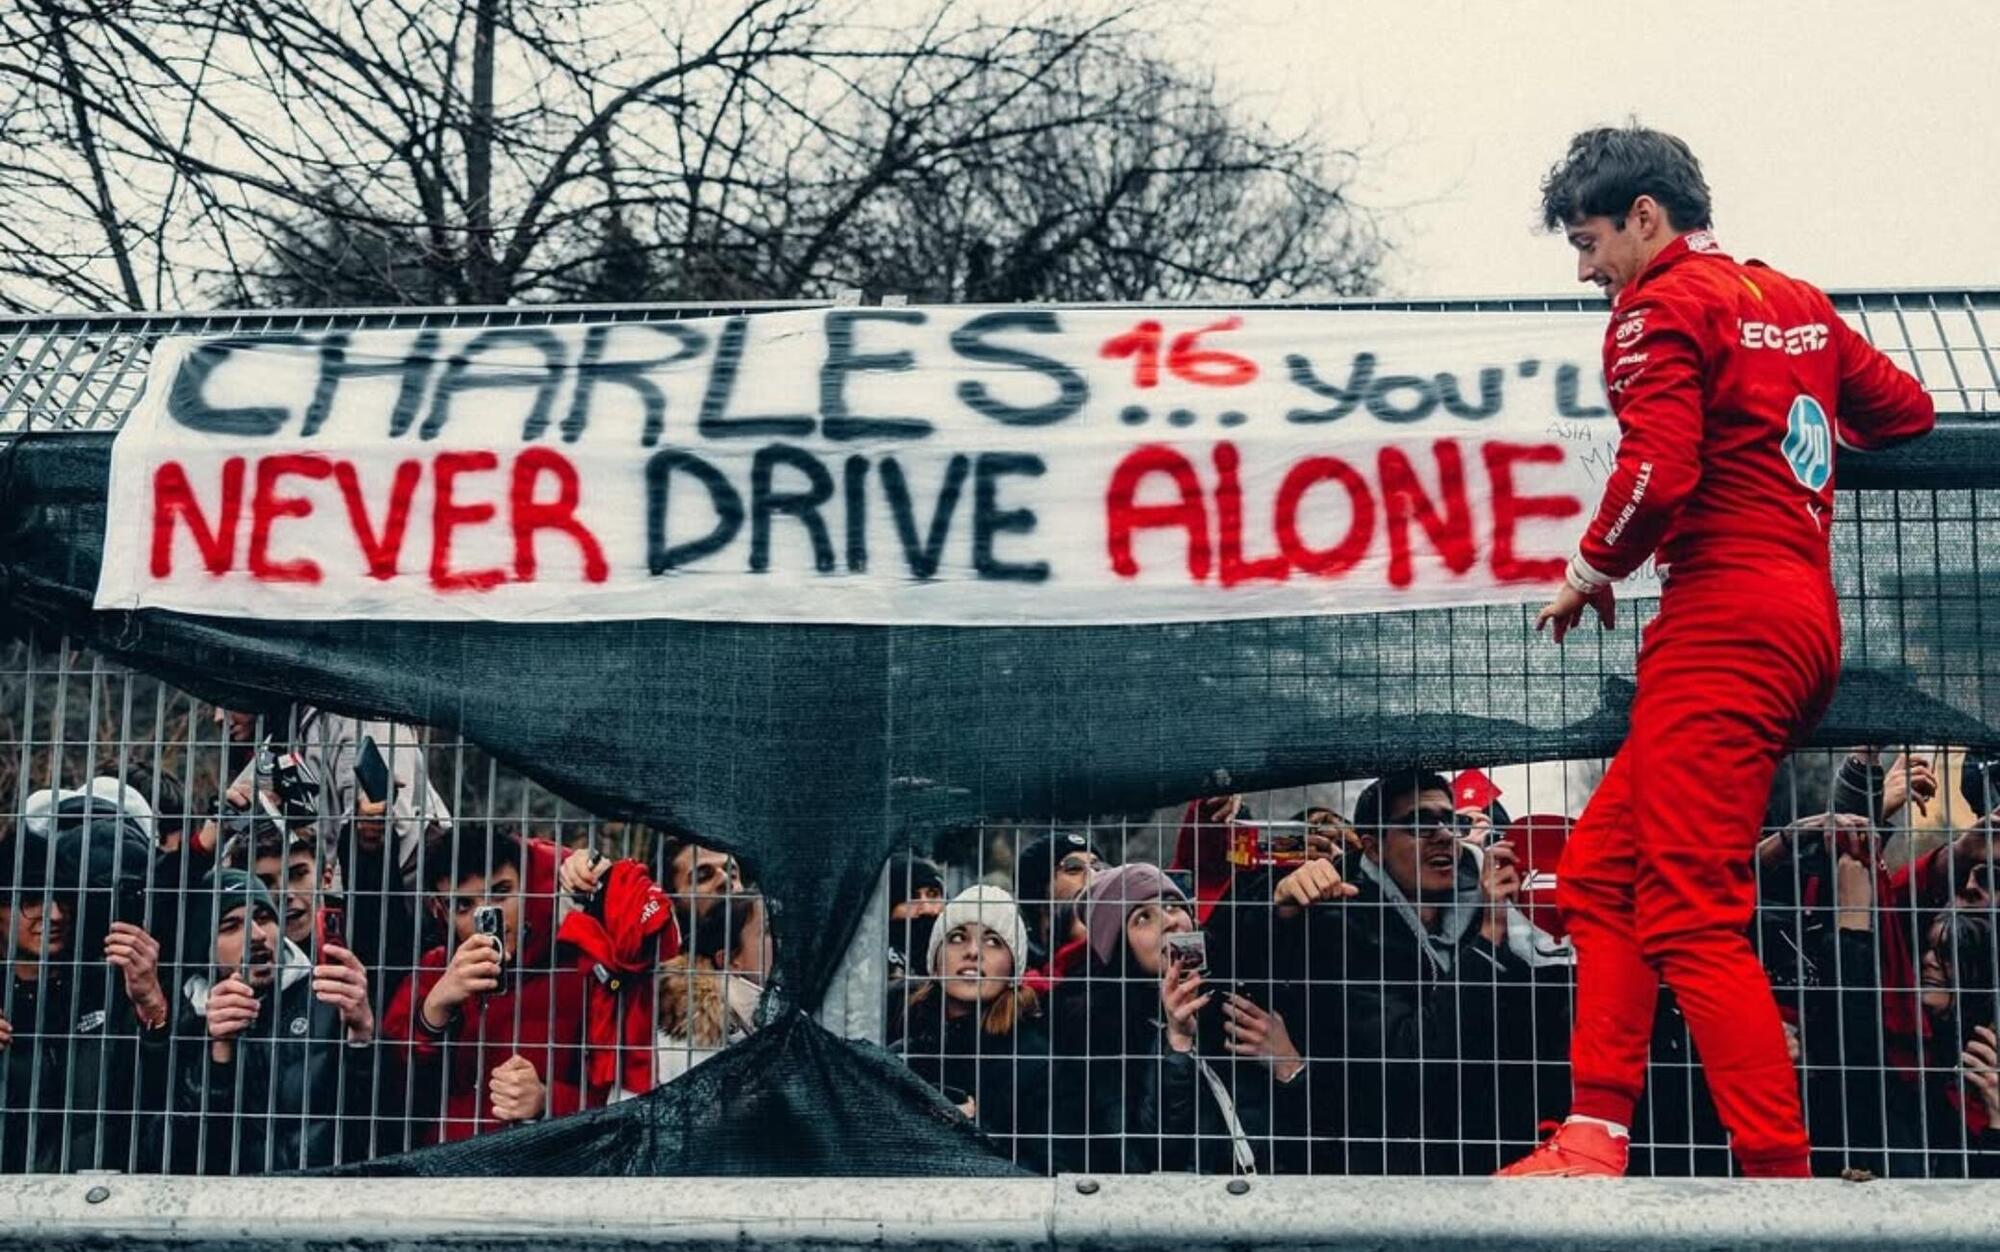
[924,884,1030,981]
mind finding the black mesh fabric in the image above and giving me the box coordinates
[326,1011,1029,1177]
[4,428,1998,1175]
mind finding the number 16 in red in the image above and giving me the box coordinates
[1099,316,1258,389]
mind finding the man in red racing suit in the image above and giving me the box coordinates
[1498,125,1935,1179]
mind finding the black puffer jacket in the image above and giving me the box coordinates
[895,990,1054,1174]
[1045,971,1285,1176]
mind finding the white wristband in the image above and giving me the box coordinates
[1565,554,1612,595]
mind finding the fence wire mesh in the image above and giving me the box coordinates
[1,295,1998,1180]
[2,635,1996,1177]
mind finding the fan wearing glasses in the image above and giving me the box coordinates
[1276,776,1523,945]
[1258,770,1567,1176]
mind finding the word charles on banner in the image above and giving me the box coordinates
[96,308,1650,625]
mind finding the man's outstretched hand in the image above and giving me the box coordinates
[1536,580,1616,644]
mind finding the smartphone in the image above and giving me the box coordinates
[316,904,345,953]
[1162,929,1208,974]
[1225,821,1311,869]
[1832,750,1885,820]
[1454,846,1483,894]
[1967,754,2000,816]
[1961,988,2000,1052]
[355,736,390,805]
[472,904,506,960]
[939,1084,971,1108]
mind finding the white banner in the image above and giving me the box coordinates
[95,308,1654,625]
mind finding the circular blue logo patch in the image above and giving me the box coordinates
[1780,395,1832,492]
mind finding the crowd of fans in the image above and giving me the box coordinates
[1,702,1995,1178]
[888,754,1997,1178]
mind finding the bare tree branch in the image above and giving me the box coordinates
[37,0,143,307]
[0,0,1387,311]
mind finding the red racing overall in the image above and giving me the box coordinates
[1557,231,1934,1176]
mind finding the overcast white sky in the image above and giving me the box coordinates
[1173,0,2000,298]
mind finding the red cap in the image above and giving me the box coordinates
[1452,769,1504,812]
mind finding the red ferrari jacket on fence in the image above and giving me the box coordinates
[1568,231,1935,589]
[382,838,598,1144]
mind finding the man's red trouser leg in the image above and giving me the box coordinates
[1559,572,1839,1177]
[1558,752,1659,1126]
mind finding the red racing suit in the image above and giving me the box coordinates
[1554,230,1934,1176]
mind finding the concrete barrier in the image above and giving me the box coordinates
[2,1173,1996,1250]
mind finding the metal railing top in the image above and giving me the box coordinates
[1,289,1996,436]
[3,285,1997,325]
[0,298,838,332]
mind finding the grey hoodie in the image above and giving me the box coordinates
[1353,843,1574,973]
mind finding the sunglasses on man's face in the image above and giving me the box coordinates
[1382,808,1465,838]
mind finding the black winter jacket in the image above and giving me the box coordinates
[1,969,167,1173]
[896,992,1054,1173]
[1044,973,1287,1176]
[158,945,378,1173]
[1231,854,1573,1175]
[1799,926,1999,1179]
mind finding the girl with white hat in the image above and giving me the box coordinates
[893,884,1052,1172]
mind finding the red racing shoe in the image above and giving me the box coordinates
[1494,1120,1629,1178]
